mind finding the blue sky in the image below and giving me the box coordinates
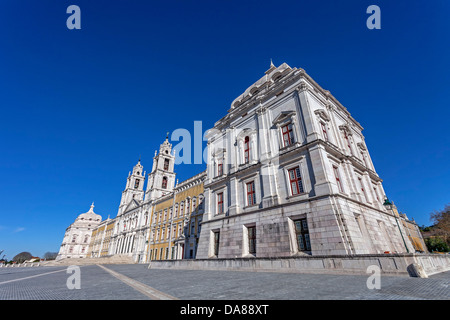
[0,0,449,259]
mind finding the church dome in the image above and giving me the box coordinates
[75,203,102,222]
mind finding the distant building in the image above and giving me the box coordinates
[56,203,102,260]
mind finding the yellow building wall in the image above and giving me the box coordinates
[148,181,204,261]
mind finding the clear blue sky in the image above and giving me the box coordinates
[0,0,449,259]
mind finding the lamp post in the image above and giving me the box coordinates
[383,197,410,253]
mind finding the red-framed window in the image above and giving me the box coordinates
[217,160,223,176]
[246,181,256,206]
[244,136,250,164]
[358,177,367,202]
[217,192,224,214]
[320,122,328,142]
[288,167,304,195]
[333,166,344,193]
[282,123,294,147]
[373,187,380,202]
[343,131,353,155]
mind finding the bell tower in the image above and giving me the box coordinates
[145,134,176,202]
[117,159,146,216]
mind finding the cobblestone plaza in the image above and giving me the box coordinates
[1,264,448,300]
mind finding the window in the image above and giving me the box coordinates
[244,136,250,164]
[164,159,170,171]
[358,177,367,202]
[217,159,223,176]
[294,218,311,251]
[343,131,353,155]
[134,179,140,189]
[361,152,368,167]
[373,187,380,202]
[333,166,344,193]
[217,192,224,214]
[288,167,304,195]
[320,122,328,142]
[246,181,256,206]
[162,177,168,189]
[282,123,294,147]
[248,226,256,254]
[213,231,220,256]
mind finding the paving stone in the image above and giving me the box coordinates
[0,264,448,300]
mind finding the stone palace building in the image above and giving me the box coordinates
[56,62,426,262]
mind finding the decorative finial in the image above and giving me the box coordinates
[166,132,169,140]
[270,58,275,68]
[89,202,94,212]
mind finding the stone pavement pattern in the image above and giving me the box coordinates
[0,264,448,300]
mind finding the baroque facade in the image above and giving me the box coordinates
[69,62,426,263]
[105,137,206,263]
[195,62,425,258]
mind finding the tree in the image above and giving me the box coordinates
[425,237,450,253]
[430,203,450,245]
[12,252,32,263]
[43,252,58,260]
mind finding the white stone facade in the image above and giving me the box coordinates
[56,203,102,260]
[196,62,416,259]
[109,137,177,263]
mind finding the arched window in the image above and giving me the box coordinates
[244,136,250,164]
[162,177,168,189]
[84,235,89,243]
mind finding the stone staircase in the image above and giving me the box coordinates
[42,255,136,266]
